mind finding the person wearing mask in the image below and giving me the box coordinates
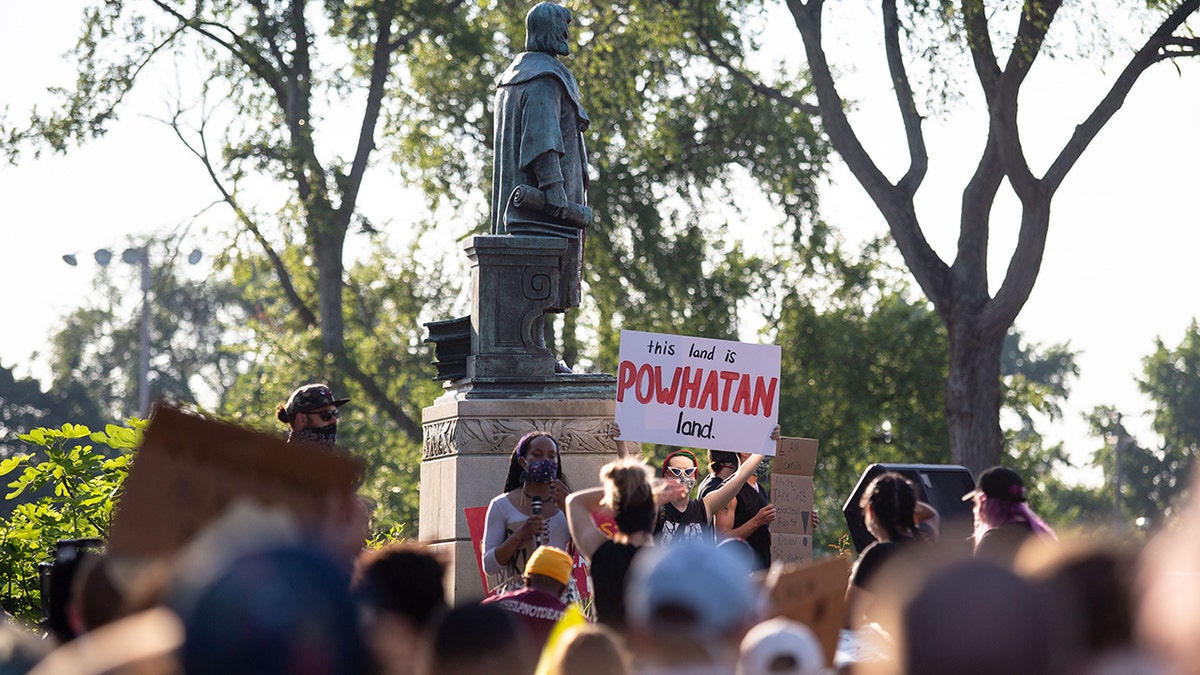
[482,431,572,594]
[608,423,773,546]
[275,383,349,447]
[699,450,776,569]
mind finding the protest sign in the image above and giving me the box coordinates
[613,329,781,454]
[771,437,819,565]
[766,555,851,666]
[107,405,363,558]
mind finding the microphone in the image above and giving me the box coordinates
[531,496,543,548]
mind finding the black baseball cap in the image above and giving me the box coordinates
[962,466,1027,502]
[284,384,350,418]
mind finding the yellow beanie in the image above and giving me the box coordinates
[524,546,573,586]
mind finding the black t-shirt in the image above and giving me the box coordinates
[850,539,910,590]
[655,499,711,546]
[590,540,641,631]
[976,521,1034,566]
[698,474,771,570]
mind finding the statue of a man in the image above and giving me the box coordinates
[491,2,591,320]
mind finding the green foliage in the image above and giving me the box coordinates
[0,421,142,623]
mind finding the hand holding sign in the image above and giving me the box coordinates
[613,330,781,454]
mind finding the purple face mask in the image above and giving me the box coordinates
[526,457,559,484]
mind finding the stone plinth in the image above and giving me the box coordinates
[419,396,617,601]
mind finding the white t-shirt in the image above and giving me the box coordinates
[481,491,571,593]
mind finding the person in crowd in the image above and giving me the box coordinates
[608,423,771,546]
[963,466,1056,566]
[352,542,447,675]
[481,545,571,652]
[542,622,632,675]
[171,542,369,675]
[625,540,762,673]
[275,383,349,446]
[738,617,825,675]
[700,450,776,569]
[1017,537,1155,675]
[425,603,534,675]
[846,472,931,627]
[566,457,684,631]
[482,431,573,594]
[888,558,1055,675]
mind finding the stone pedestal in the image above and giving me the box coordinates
[420,397,616,601]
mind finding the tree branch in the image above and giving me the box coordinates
[168,108,317,327]
[788,0,951,306]
[881,0,928,196]
[1044,0,1200,190]
[695,40,819,115]
[387,0,469,53]
[961,0,1001,99]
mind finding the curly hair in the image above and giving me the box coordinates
[502,431,569,493]
[860,472,918,542]
[600,458,656,537]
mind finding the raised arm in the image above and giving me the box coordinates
[700,453,764,519]
[605,422,641,460]
[565,487,608,564]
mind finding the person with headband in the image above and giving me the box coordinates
[482,431,572,594]
[607,423,773,546]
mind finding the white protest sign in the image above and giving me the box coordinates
[613,329,781,455]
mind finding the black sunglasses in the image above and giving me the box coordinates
[312,409,339,421]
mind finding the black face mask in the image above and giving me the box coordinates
[291,424,337,447]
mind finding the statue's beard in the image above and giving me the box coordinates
[291,424,337,447]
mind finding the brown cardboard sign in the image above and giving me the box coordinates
[773,437,818,476]
[107,405,363,558]
[771,436,819,565]
[766,555,851,666]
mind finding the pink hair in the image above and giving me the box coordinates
[973,495,1058,548]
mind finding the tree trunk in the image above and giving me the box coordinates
[945,318,1006,477]
[314,225,346,357]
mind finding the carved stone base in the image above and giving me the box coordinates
[419,396,617,601]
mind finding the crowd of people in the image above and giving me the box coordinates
[10,382,1200,675]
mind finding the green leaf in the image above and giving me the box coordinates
[0,455,31,477]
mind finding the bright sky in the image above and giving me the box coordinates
[2,4,1197,487]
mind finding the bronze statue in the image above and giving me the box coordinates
[491,2,592,361]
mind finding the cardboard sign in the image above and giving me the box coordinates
[766,555,851,666]
[107,405,364,557]
[614,329,781,454]
[771,437,819,565]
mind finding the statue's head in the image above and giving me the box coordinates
[525,2,572,56]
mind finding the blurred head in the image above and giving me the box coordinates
[897,558,1053,675]
[860,472,918,543]
[709,449,740,476]
[599,458,656,538]
[503,431,567,493]
[172,544,368,675]
[352,543,447,675]
[429,603,534,675]
[965,466,1056,544]
[545,623,631,675]
[627,541,761,666]
[525,2,572,56]
[738,618,825,675]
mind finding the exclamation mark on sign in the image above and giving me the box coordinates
[801,511,811,534]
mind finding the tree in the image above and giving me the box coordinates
[770,0,1200,475]
[1086,319,1200,525]
[43,239,251,423]
[770,239,1079,548]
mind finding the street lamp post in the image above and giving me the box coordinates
[63,244,201,419]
